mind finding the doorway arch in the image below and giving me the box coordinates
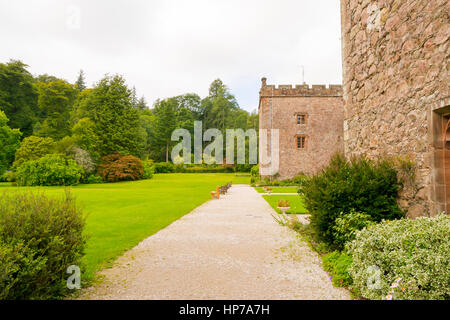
[443,117,450,213]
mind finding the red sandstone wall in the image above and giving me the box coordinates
[341,0,449,217]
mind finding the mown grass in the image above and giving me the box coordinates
[0,173,250,283]
[254,186,299,193]
[262,194,307,214]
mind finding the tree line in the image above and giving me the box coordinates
[0,59,258,176]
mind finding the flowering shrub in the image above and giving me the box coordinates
[71,147,96,174]
[98,153,143,182]
[16,155,83,186]
[347,214,450,300]
[332,210,374,250]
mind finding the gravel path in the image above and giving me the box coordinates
[79,185,350,300]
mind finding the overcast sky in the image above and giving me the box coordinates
[0,0,342,112]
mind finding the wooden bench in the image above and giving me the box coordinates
[211,186,220,199]
[211,182,233,199]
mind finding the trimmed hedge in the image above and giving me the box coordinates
[153,162,175,173]
[0,192,86,299]
[16,154,83,186]
[183,166,234,173]
[347,214,450,300]
[152,162,235,174]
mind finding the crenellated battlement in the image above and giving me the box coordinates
[260,77,342,97]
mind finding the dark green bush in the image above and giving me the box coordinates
[322,251,353,288]
[153,162,175,173]
[298,153,404,246]
[85,174,104,184]
[16,154,84,186]
[0,192,86,299]
[234,164,252,172]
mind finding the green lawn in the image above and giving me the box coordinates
[254,186,299,193]
[0,173,249,282]
[262,195,307,214]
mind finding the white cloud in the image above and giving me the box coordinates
[0,0,342,111]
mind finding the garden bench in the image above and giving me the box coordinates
[211,182,233,198]
[211,186,220,199]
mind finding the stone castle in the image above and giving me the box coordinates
[258,80,343,180]
[259,0,449,218]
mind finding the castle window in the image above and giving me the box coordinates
[296,135,307,149]
[297,114,306,125]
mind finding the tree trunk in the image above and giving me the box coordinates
[166,142,169,162]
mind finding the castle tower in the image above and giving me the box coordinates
[258,78,344,180]
[340,0,449,217]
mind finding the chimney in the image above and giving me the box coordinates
[261,77,267,87]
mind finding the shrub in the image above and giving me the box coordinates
[347,214,450,300]
[13,136,56,168]
[234,164,252,172]
[16,154,84,186]
[143,160,155,179]
[250,165,259,183]
[290,173,308,185]
[2,171,16,183]
[153,162,175,173]
[174,164,187,173]
[298,153,404,246]
[251,164,259,177]
[322,251,353,288]
[71,147,96,174]
[98,153,143,182]
[85,174,104,184]
[0,191,86,299]
[332,210,374,250]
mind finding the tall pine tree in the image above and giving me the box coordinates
[75,69,87,92]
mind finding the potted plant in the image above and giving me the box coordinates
[265,186,273,194]
[277,199,290,214]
